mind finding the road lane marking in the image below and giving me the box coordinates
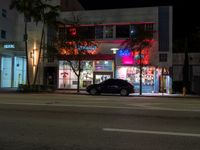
[102,128,200,138]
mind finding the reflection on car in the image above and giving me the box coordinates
[86,78,134,96]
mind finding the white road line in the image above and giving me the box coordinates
[102,128,200,138]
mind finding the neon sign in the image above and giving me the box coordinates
[118,49,131,57]
[77,45,97,50]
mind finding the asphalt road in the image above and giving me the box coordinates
[0,94,200,150]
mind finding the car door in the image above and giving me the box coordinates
[101,79,120,93]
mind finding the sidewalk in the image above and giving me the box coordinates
[0,88,199,98]
[55,89,200,98]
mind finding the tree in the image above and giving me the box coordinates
[10,0,35,86]
[32,1,60,85]
[57,23,97,93]
[121,25,154,95]
[10,0,60,86]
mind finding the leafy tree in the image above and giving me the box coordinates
[57,23,97,92]
[121,25,154,95]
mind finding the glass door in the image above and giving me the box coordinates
[94,72,113,84]
[1,57,12,87]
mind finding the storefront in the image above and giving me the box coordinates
[58,59,114,89]
[115,48,172,93]
[116,66,172,93]
[0,56,26,87]
[57,46,172,93]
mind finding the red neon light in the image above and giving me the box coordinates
[69,27,77,36]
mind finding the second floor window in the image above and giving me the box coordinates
[105,25,113,38]
[2,9,6,17]
[116,25,129,38]
[145,24,154,31]
[159,53,168,62]
[95,26,103,39]
[1,30,6,39]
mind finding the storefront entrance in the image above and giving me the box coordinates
[93,72,113,84]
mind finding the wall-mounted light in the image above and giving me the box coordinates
[30,48,38,67]
[110,48,119,54]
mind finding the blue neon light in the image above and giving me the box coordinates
[117,49,131,57]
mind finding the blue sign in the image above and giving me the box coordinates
[118,49,131,57]
[3,44,15,49]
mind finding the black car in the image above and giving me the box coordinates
[86,78,134,96]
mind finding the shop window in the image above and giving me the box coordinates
[116,25,129,38]
[95,26,103,39]
[14,57,26,87]
[94,60,113,71]
[1,30,6,39]
[159,53,168,62]
[1,57,12,87]
[2,9,6,17]
[58,61,93,89]
[105,25,113,38]
[116,66,155,93]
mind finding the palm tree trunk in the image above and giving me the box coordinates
[24,20,30,86]
[33,23,45,85]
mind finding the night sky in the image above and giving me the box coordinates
[78,0,199,40]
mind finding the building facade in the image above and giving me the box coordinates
[0,0,173,94]
[44,6,173,93]
[0,0,26,88]
[0,0,83,88]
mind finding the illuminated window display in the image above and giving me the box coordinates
[1,57,12,87]
[94,60,113,71]
[13,57,26,87]
[58,61,93,89]
[58,60,114,89]
[116,66,172,93]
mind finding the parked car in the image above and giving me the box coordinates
[86,78,134,96]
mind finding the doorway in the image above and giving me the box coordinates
[93,72,113,84]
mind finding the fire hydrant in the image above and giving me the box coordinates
[182,87,186,96]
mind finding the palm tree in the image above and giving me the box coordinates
[10,0,34,86]
[121,25,154,95]
[32,1,60,85]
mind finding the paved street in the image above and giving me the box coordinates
[0,94,200,150]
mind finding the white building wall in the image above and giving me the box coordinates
[0,0,18,42]
[60,7,159,24]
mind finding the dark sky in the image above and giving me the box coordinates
[78,0,199,40]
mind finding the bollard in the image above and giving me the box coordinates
[182,87,186,96]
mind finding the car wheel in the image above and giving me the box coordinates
[120,89,129,96]
[90,88,97,95]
